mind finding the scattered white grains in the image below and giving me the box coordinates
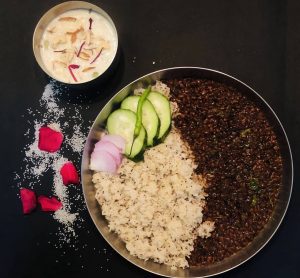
[24,121,56,180]
[54,209,78,227]
[16,81,91,244]
[48,122,62,132]
[40,83,65,118]
[16,81,119,271]
[65,125,86,153]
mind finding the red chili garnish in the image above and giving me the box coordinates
[77,41,85,57]
[20,188,37,214]
[89,18,93,30]
[60,162,80,186]
[38,196,62,212]
[68,64,80,82]
[90,48,103,64]
[38,126,64,153]
[54,49,66,53]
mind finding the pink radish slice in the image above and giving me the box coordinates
[94,141,122,166]
[90,150,117,173]
[101,135,126,153]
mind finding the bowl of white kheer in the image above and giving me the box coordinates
[33,1,118,86]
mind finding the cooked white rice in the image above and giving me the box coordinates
[93,129,214,269]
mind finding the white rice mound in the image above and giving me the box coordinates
[93,129,214,269]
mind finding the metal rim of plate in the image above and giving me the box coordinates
[81,67,293,278]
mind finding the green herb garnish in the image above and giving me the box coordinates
[249,178,259,191]
[252,195,258,206]
[92,72,99,78]
[240,128,251,137]
[129,86,151,156]
[134,86,151,137]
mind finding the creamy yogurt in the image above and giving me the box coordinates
[40,9,117,84]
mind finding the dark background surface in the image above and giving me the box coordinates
[0,0,299,277]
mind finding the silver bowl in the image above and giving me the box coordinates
[32,1,119,87]
[81,67,293,277]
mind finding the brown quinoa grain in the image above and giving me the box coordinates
[164,78,283,266]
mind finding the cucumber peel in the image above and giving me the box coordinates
[121,95,159,146]
[147,91,171,139]
[107,109,146,158]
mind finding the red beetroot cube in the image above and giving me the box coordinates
[38,126,63,153]
[38,196,62,212]
[20,188,37,214]
[60,162,80,186]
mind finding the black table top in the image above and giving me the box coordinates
[1,0,299,277]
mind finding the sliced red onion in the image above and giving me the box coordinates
[90,150,118,173]
[101,135,126,153]
[94,141,122,166]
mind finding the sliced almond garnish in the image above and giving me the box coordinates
[53,49,66,53]
[71,33,77,43]
[51,35,67,49]
[53,60,67,70]
[47,26,56,33]
[90,35,110,50]
[78,56,89,61]
[82,66,96,72]
[58,16,77,22]
[84,47,97,50]
[60,51,75,64]
[83,48,94,55]
[66,27,84,35]
[67,27,84,44]
[100,39,110,49]
[79,52,90,59]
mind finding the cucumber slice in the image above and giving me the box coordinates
[121,96,159,146]
[147,92,171,139]
[107,109,146,158]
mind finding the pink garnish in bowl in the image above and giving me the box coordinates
[90,48,103,64]
[20,188,37,214]
[38,126,63,153]
[77,42,86,57]
[60,162,80,186]
[38,196,62,212]
[54,49,66,53]
[89,17,93,30]
[68,64,80,82]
